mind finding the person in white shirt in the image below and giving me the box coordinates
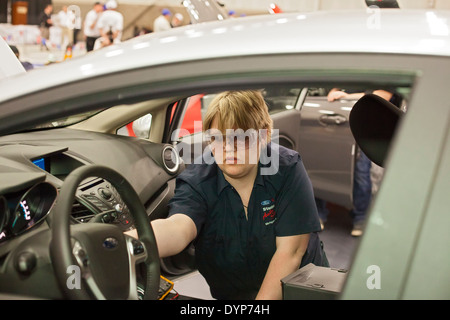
[153,8,172,32]
[95,0,123,49]
[58,6,74,48]
[171,13,184,27]
[72,7,82,46]
[84,2,104,52]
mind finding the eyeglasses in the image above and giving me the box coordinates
[204,130,259,150]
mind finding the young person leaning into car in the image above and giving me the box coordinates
[127,90,328,300]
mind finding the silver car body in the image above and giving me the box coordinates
[0,10,449,299]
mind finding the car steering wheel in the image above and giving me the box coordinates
[49,165,160,299]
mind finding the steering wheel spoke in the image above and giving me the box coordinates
[72,240,107,300]
[125,236,148,300]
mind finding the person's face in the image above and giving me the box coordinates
[94,4,103,12]
[208,117,262,180]
[172,17,181,26]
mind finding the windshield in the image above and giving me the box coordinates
[32,109,104,129]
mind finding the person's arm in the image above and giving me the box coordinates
[99,28,107,38]
[125,213,197,258]
[112,30,120,40]
[327,90,364,102]
[255,233,309,300]
[372,89,393,101]
[90,13,101,30]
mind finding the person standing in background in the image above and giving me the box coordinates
[95,0,123,49]
[9,45,34,71]
[171,13,184,27]
[39,4,53,51]
[72,7,82,47]
[317,88,403,237]
[58,6,74,49]
[153,8,172,32]
[84,2,104,52]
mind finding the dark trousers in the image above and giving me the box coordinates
[86,36,99,52]
[300,232,329,268]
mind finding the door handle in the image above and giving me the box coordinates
[319,114,347,126]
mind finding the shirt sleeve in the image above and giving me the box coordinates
[168,177,207,235]
[116,15,123,31]
[274,156,321,236]
[96,15,105,30]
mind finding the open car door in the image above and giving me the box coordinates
[298,88,356,209]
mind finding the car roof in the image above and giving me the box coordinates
[0,9,449,103]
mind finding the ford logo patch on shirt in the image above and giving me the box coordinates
[261,199,276,225]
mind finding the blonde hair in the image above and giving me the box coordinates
[203,90,273,141]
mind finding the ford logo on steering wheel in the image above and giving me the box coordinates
[103,237,119,249]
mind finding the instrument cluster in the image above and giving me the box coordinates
[0,182,57,244]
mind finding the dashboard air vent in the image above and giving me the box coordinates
[162,145,180,174]
[71,200,95,223]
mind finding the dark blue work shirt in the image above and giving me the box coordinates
[168,143,324,299]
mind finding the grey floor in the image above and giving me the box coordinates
[319,203,361,270]
[171,203,360,300]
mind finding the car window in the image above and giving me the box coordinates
[117,113,152,139]
[263,87,302,114]
[31,110,105,130]
[176,87,304,138]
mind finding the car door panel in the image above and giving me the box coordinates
[299,96,356,209]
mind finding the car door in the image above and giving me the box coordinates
[299,88,357,209]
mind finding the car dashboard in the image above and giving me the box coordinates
[0,127,182,256]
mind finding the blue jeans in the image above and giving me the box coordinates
[350,150,372,224]
[315,198,329,222]
[315,150,372,224]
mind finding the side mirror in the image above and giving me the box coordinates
[349,94,403,167]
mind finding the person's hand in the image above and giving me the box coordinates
[327,90,349,102]
[101,36,111,47]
